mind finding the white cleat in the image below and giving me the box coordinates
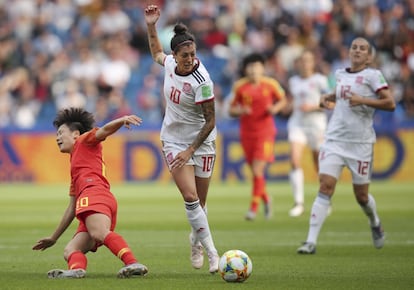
[47,268,86,279]
[245,210,256,221]
[189,233,204,269]
[207,251,219,274]
[289,204,305,217]
[117,263,148,278]
[371,223,385,249]
[297,242,316,254]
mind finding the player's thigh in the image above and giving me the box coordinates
[171,165,198,202]
[288,126,307,145]
[305,127,325,151]
[346,143,373,185]
[318,141,345,180]
[64,231,95,257]
[249,136,275,163]
[162,141,196,170]
[193,142,216,178]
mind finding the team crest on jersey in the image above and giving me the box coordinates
[182,82,192,94]
[355,76,364,84]
[166,152,174,164]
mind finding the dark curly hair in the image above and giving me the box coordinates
[170,23,195,53]
[53,107,95,134]
[239,52,266,77]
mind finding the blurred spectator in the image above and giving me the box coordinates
[69,41,100,83]
[0,0,413,130]
[136,73,163,125]
[96,0,131,36]
[55,78,86,110]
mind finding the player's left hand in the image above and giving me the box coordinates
[123,115,143,129]
[348,93,364,107]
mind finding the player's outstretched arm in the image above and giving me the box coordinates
[96,115,142,141]
[32,196,76,251]
[145,5,166,66]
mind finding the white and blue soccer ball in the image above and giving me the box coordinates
[218,249,252,282]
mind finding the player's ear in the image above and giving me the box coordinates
[72,130,81,139]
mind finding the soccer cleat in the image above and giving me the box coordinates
[207,251,219,274]
[245,210,256,221]
[289,203,304,217]
[189,233,204,269]
[264,198,273,220]
[117,263,148,278]
[371,223,385,249]
[297,242,316,254]
[47,268,86,279]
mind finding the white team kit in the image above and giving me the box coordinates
[287,73,329,150]
[319,67,389,183]
[160,55,216,177]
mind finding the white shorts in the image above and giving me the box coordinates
[287,125,325,150]
[318,140,374,184]
[162,141,216,178]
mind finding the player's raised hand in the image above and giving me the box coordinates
[144,5,161,25]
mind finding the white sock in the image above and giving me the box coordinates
[185,200,217,254]
[290,168,304,204]
[306,193,331,244]
[360,194,380,227]
[190,205,207,246]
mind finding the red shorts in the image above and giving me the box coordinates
[241,135,275,164]
[74,188,118,251]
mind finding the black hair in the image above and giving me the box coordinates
[53,107,95,134]
[240,52,266,76]
[170,23,195,53]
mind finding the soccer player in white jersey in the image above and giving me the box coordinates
[287,50,330,217]
[297,37,395,254]
[144,5,219,273]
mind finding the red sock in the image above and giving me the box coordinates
[104,232,137,266]
[256,176,270,203]
[250,176,263,212]
[67,250,87,270]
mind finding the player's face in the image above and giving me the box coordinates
[56,124,78,154]
[245,61,264,82]
[349,38,371,70]
[174,43,196,74]
[298,51,315,77]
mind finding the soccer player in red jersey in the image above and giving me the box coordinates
[32,107,148,278]
[229,53,287,220]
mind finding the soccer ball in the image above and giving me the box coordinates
[218,249,252,282]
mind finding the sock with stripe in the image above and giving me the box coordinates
[103,232,137,266]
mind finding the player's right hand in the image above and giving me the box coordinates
[32,238,56,251]
[144,5,161,25]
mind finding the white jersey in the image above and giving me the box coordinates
[326,67,388,143]
[287,73,329,131]
[160,55,217,144]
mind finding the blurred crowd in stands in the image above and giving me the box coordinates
[0,0,413,131]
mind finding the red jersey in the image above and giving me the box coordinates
[231,76,285,139]
[69,127,110,198]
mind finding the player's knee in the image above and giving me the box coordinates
[182,192,198,203]
[90,232,106,244]
[63,247,73,261]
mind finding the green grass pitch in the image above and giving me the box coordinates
[1,181,413,290]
